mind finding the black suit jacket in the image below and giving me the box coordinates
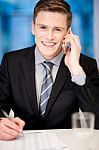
[0,46,99,129]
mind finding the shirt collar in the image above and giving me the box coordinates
[35,46,64,67]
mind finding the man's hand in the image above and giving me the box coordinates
[0,117,25,140]
[63,29,82,75]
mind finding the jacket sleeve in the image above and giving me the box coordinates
[72,58,99,129]
[0,54,11,117]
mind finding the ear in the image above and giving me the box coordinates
[31,20,35,35]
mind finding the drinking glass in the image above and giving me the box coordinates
[71,112,95,150]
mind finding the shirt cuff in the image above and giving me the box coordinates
[71,69,86,86]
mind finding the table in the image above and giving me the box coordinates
[0,129,99,150]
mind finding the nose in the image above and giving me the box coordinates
[47,29,54,40]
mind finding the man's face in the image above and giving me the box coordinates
[32,11,68,60]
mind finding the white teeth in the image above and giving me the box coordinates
[42,41,55,46]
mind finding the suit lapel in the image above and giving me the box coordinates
[45,56,71,117]
[21,47,39,117]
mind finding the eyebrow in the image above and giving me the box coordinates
[37,24,64,30]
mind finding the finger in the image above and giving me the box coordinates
[0,119,20,140]
[64,37,77,48]
[66,28,72,35]
[63,28,72,40]
[1,118,22,133]
[64,35,81,50]
[62,42,71,54]
[72,35,81,51]
[0,124,19,137]
[13,117,25,129]
[0,130,17,141]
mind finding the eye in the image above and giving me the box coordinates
[54,28,62,32]
[39,26,46,29]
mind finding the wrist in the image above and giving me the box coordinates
[69,64,83,75]
[71,66,86,85]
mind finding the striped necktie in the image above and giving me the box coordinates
[39,61,54,117]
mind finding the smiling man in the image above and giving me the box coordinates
[0,0,99,141]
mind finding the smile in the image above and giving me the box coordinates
[41,41,56,47]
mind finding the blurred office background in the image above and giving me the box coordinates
[0,0,99,67]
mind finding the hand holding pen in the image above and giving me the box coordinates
[0,110,25,141]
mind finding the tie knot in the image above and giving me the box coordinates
[43,61,54,71]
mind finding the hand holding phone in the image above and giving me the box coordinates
[62,28,82,74]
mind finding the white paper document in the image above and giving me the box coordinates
[0,131,69,150]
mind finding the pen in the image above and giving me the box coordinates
[1,109,11,119]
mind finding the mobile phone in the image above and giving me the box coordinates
[62,28,72,53]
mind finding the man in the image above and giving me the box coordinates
[0,0,99,140]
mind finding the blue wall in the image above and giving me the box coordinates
[67,0,93,57]
[0,0,93,63]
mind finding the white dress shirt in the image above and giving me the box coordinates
[35,47,63,107]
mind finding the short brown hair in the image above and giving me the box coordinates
[33,0,72,30]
